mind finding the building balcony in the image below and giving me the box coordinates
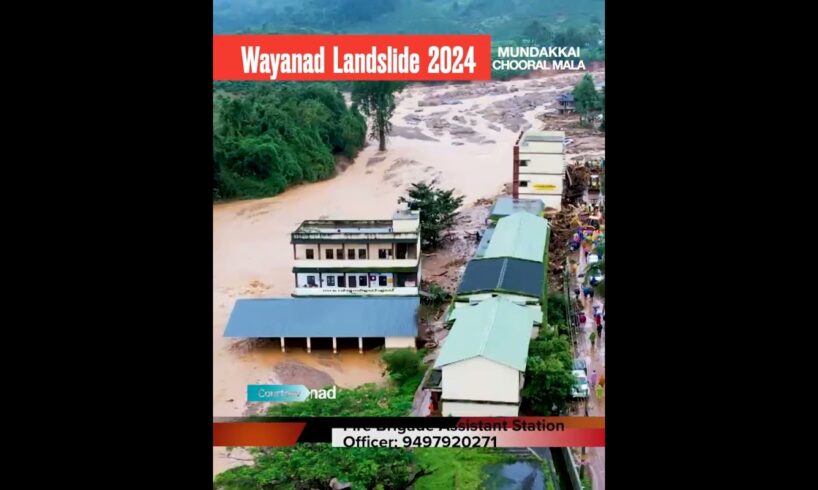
[293,258,420,270]
[294,286,419,296]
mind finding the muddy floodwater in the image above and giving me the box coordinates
[213,70,605,476]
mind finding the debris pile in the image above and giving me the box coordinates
[547,204,583,291]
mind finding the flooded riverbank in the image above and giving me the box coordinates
[213,70,605,477]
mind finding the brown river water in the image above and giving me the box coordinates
[213,70,605,476]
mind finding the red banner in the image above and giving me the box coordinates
[213,35,492,81]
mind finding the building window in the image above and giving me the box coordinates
[338,276,346,287]
[520,181,529,188]
[358,249,366,259]
[306,275,316,287]
[349,276,357,288]
[520,159,530,167]
[359,275,368,286]
[305,249,314,260]
[347,249,355,260]
[379,276,388,287]
[337,249,344,260]
[326,249,334,259]
[378,249,386,259]
[327,276,336,287]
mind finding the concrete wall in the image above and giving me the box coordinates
[561,447,584,490]
[519,152,564,173]
[384,336,417,349]
[518,173,564,195]
[442,401,519,416]
[442,357,520,403]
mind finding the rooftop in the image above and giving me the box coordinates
[474,227,495,259]
[556,93,575,103]
[456,257,544,298]
[434,298,533,371]
[294,220,397,235]
[490,196,545,219]
[224,296,419,338]
[521,130,565,144]
[484,212,549,263]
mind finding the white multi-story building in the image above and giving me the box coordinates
[290,209,421,296]
[512,130,566,210]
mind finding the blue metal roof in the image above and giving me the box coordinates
[490,196,545,219]
[224,296,419,338]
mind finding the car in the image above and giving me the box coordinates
[571,369,589,398]
[573,359,587,372]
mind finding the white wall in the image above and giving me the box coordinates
[441,357,521,403]
[442,401,519,416]
[384,337,417,349]
[518,173,564,196]
[519,152,564,174]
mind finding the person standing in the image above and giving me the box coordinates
[590,369,598,388]
[579,312,587,330]
[596,317,603,338]
[595,383,604,400]
[574,287,581,301]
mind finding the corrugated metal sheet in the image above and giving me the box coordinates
[490,196,545,219]
[434,298,533,371]
[224,297,419,338]
[456,257,544,298]
[484,212,549,263]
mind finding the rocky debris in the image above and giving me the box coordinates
[469,119,477,126]
[404,113,423,125]
[273,362,334,389]
[487,123,501,132]
[452,114,467,124]
[452,141,465,146]
[418,97,463,107]
[477,91,555,132]
[366,156,387,166]
[449,124,477,136]
[480,139,496,144]
[390,125,440,141]
[330,478,352,490]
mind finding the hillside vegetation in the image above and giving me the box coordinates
[213,83,366,201]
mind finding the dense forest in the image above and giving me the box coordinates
[213,84,366,200]
[214,0,604,39]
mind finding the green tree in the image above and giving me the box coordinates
[214,445,415,489]
[213,84,366,201]
[522,332,575,414]
[399,182,464,250]
[351,81,405,151]
[382,348,423,382]
[572,73,602,127]
[421,280,450,306]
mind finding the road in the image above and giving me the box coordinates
[574,244,605,490]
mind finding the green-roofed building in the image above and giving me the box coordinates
[434,298,534,416]
[484,212,550,263]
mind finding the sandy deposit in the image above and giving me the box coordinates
[213,69,605,477]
